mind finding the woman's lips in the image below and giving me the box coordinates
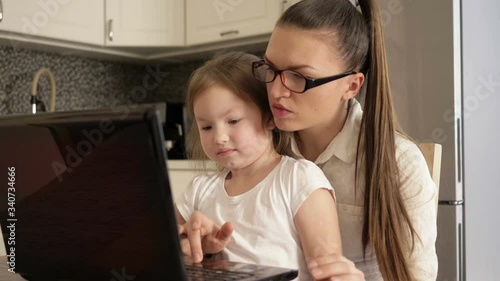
[272,104,292,118]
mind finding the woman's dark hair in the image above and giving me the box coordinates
[278,1,417,280]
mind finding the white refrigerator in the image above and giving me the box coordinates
[379,0,500,280]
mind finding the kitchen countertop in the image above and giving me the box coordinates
[167,159,216,170]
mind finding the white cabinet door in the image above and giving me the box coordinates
[186,0,282,46]
[105,0,184,47]
[0,0,104,46]
[282,0,302,11]
[167,160,216,203]
[168,169,199,203]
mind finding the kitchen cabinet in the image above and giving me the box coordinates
[185,0,282,46]
[105,0,184,47]
[167,160,216,202]
[0,0,290,62]
[0,0,104,46]
[282,0,302,10]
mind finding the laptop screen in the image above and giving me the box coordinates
[0,108,185,280]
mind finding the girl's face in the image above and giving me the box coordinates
[264,26,354,132]
[193,85,274,171]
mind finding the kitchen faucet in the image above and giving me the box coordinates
[31,67,57,114]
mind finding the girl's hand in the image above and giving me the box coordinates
[178,211,233,263]
[308,254,365,281]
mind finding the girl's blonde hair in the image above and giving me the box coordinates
[185,51,293,170]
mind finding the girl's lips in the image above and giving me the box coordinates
[217,149,235,156]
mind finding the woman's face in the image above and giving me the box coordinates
[264,25,352,132]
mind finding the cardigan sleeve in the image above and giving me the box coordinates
[397,140,439,281]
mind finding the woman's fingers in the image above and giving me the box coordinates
[309,253,353,267]
[308,254,364,281]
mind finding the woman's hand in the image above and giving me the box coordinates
[178,210,233,263]
[308,254,365,281]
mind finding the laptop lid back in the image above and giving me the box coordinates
[0,107,187,280]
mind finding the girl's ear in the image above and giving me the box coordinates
[342,72,365,101]
[265,117,276,131]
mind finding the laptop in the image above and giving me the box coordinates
[0,106,298,281]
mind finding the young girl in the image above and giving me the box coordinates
[175,52,342,280]
[253,0,438,280]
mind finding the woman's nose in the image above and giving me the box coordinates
[268,75,292,99]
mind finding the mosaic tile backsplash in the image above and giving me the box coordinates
[0,46,204,116]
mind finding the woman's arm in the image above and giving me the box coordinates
[397,143,439,280]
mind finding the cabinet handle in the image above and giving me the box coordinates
[220,30,239,37]
[0,0,4,23]
[281,0,288,13]
[108,19,113,41]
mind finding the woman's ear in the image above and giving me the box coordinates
[342,72,365,101]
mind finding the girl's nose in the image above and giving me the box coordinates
[214,128,229,144]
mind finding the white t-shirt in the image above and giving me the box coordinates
[290,99,438,280]
[176,155,334,281]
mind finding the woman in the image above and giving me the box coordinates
[252,0,438,280]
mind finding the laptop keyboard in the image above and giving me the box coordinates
[185,265,255,281]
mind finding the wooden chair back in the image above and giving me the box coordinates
[418,143,442,212]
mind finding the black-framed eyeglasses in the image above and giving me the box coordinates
[252,60,357,94]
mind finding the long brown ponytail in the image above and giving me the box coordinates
[357,1,417,280]
[278,1,417,280]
